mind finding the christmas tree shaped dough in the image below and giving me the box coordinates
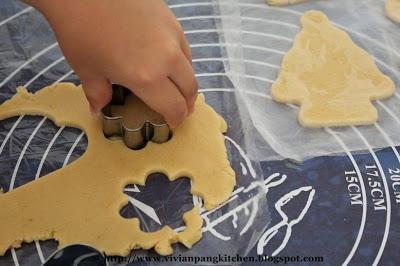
[271,11,395,128]
[265,0,310,6]
[0,83,235,256]
[386,0,400,23]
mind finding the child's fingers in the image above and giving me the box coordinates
[180,33,192,62]
[80,77,113,113]
[126,78,188,128]
[179,35,198,114]
[169,52,198,113]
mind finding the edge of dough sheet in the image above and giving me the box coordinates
[386,0,400,23]
[0,83,236,257]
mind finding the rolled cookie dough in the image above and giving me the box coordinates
[0,83,236,256]
[271,11,395,128]
[386,0,400,23]
[266,0,310,6]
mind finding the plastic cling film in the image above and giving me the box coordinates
[0,0,271,265]
[215,0,400,161]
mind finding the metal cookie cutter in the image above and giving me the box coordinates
[101,84,171,150]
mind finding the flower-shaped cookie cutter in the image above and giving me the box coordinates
[101,84,171,150]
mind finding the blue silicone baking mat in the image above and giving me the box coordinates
[0,0,399,265]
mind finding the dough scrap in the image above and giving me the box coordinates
[265,0,310,6]
[386,0,400,23]
[0,83,236,256]
[271,11,395,128]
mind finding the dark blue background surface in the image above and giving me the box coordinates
[0,0,399,265]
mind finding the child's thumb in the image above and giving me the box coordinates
[81,78,112,113]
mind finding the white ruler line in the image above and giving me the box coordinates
[63,132,85,167]
[0,7,33,28]
[0,43,58,88]
[352,127,391,266]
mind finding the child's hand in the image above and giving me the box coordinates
[27,0,198,128]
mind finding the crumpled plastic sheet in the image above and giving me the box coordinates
[217,0,400,161]
[0,0,271,265]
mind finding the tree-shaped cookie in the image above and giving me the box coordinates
[271,11,395,128]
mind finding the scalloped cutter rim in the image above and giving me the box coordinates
[101,84,171,150]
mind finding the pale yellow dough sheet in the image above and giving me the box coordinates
[271,11,395,128]
[0,83,236,256]
[265,0,310,6]
[386,0,400,23]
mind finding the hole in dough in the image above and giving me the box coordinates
[0,115,88,194]
[120,174,193,233]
